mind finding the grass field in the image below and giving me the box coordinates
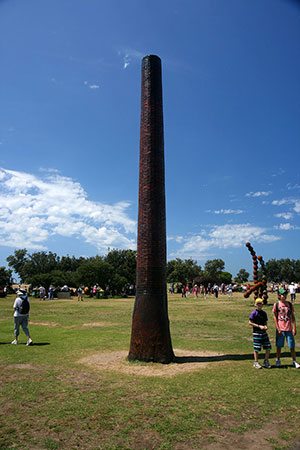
[1,292,300,450]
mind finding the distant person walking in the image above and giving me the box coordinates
[193,284,199,298]
[11,290,32,345]
[77,287,84,301]
[288,282,296,303]
[48,286,54,300]
[227,284,233,298]
[213,284,219,298]
[39,285,46,300]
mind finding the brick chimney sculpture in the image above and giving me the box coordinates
[128,55,174,363]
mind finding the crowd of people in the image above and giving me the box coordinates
[8,280,300,370]
[169,283,235,298]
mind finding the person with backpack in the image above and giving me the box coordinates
[11,290,32,345]
[273,288,299,368]
[77,286,83,301]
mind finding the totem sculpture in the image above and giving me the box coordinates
[128,55,174,363]
[244,242,268,304]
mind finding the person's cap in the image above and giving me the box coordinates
[16,289,24,295]
[279,288,287,295]
[255,298,263,305]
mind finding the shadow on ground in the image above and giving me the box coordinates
[0,342,50,346]
[174,351,300,364]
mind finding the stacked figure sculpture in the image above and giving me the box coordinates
[244,242,268,304]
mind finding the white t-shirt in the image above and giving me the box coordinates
[13,296,30,317]
[289,284,296,294]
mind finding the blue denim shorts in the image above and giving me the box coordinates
[276,330,295,349]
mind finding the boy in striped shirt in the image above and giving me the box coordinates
[249,298,271,369]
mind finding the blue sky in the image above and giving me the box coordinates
[1,0,300,278]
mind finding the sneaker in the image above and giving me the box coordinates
[253,361,262,369]
[293,361,300,369]
[26,338,33,346]
[263,359,271,369]
[276,359,281,368]
[11,339,18,344]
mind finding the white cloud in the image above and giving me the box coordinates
[171,224,280,259]
[123,56,130,69]
[213,209,244,215]
[0,168,136,252]
[84,81,100,89]
[272,199,289,206]
[246,191,272,197]
[118,48,144,69]
[273,223,300,231]
[278,223,293,230]
[287,183,300,190]
[293,201,300,213]
[274,212,293,220]
[272,198,300,214]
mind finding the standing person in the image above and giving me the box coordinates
[249,298,271,369]
[193,284,199,298]
[207,283,211,296]
[288,282,296,304]
[11,290,32,345]
[48,285,54,300]
[273,288,300,368]
[213,284,219,298]
[39,285,45,300]
[227,284,233,298]
[77,286,83,301]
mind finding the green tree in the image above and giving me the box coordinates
[281,258,294,283]
[74,259,112,288]
[235,268,249,283]
[204,259,225,276]
[167,258,201,284]
[6,249,28,282]
[0,266,13,287]
[58,255,84,272]
[202,259,225,284]
[264,259,281,282]
[110,274,128,296]
[104,249,136,285]
[23,251,59,279]
[219,271,232,284]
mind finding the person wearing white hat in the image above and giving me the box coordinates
[11,290,32,345]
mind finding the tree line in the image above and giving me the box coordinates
[1,249,300,294]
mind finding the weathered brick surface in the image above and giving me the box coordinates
[128,55,174,363]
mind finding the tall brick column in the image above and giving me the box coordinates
[128,55,174,364]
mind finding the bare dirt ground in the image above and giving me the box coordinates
[78,348,227,377]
